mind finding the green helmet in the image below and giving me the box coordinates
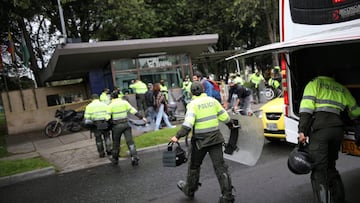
[191,81,204,96]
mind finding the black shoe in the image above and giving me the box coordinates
[177,180,194,198]
[109,157,118,165]
[131,156,140,166]
[99,152,105,158]
[106,150,112,156]
[219,195,235,203]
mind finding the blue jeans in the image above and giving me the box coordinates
[154,104,172,130]
[146,106,157,124]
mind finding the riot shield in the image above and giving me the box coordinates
[219,113,264,166]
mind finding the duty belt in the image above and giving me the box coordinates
[112,118,128,124]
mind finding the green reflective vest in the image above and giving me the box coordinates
[183,93,230,134]
[300,76,360,119]
[129,81,147,94]
[182,81,192,93]
[250,73,264,88]
[268,78,280,89]
[234,76,244,85]
[160,84,169,100]
[84,99,111,121]
[99,92,111,105]
[109,98,137,120]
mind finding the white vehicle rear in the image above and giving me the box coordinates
[226,0,360,154]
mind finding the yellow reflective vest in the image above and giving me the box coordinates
[84,99,111,121]
[300,76,360,119]
[250,73,264,88]
[183,93,230,134]
[182,81,192,93]
[129,80,147,94]
[108,98,137,120]
[99,92,111,105]
[268,78,280,89]
[160,84,169,100]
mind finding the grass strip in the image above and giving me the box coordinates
[0,157,52,177]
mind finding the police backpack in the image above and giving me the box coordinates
[163,142,187,167]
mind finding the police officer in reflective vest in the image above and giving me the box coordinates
[84,94,112,158]
[108,94,146,166]
[160,79,169,101]
[171,81,235,203]
[129,79,147,116]
[298,75,360,203]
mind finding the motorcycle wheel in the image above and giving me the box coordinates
[44,121,63,138]
[263,88,275,100]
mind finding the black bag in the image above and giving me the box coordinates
[162,142,188,167]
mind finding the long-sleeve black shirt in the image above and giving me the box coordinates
[227,84,251,103]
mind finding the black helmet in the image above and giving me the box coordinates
[287,143,313,175]
[191,81,204,96]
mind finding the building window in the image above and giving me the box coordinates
[112,59,136,70]
[112,54,191,91]
[46,93,84,106]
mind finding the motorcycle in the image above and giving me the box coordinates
[262,81,283,101]
[44,106,84,138]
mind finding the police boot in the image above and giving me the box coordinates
[328,173,345,203]
[218,173,235,203]
[109,149,119,165]
[311,179,330,203]
[129,144,139,166]
[177,169,201,198]
[131,156,140,166]
[96,142,105,158]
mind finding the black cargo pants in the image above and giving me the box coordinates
[111,122,137,160]
[309,126,345,203]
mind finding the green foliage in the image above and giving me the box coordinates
[0,157,52,177]
[1,0,279,88]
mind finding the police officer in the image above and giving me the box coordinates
[298,75,360,203]
[84,94,112,157]
[171,81,235,203]
[181,75,192,109]
[160,79,169,101]
[99,88,111,105]
[108,94,146,166]
[129,79,147,116]
[249,70,265,104]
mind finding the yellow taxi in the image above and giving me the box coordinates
[258,97,285,142]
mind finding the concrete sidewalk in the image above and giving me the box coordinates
[0,102,265,187]
[0,127,165,187]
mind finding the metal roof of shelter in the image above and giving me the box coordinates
[41,34,219,84]
[225,23,360,60]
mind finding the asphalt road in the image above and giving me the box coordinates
[2,141,360,203]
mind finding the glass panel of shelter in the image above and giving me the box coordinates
[112,54,191,92]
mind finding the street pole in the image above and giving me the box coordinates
[57,0,67,42]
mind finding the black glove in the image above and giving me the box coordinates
[226,120,235,129]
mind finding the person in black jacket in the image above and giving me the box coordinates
[145,83,157,125]
[225,80,252,115]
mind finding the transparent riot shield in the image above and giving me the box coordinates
[219,113,264,166]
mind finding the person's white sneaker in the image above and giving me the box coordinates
[169,125,176,128]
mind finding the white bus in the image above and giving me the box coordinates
[227,0,360,155]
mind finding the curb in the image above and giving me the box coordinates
[0,166,55,187]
